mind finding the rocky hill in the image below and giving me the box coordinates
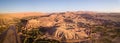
[0,11,120,43]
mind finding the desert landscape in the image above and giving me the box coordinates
[0,11,120,43]
[0,0,120,43]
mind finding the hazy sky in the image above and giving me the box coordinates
[0,0,120,13]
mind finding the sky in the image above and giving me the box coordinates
[0,0,120,13]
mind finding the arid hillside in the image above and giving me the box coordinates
[0,12,45,18]
[0,11,120,43]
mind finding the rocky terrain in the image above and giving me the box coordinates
[0,11,120,43]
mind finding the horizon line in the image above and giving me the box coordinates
[0,10,120,14]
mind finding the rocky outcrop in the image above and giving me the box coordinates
[18,11,120,43]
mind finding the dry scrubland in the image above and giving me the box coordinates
[0,11,120,43]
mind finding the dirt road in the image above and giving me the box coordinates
[0,25,21,43]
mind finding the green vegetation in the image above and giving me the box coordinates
[19,27,60,43]
[91,25,120,43]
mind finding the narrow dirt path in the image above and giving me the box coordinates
[0,25,21,43]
